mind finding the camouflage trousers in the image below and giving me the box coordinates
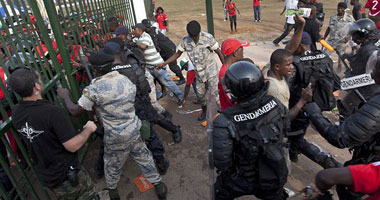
[51,168,98,200]
[104,132,161,189]
[196,75,220,107]
[146,71,166,114]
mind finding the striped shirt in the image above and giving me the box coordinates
[135,32,164,68]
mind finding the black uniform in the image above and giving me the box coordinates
[145,27,185,82]
[315,3,325,22]
[288,50,341,168]
[341,42,380,117]
[304,95,380,199]
[213,87,289,200]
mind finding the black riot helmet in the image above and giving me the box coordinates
[88,51,115,75]
[224,61,265,101]
[349,18,377,44]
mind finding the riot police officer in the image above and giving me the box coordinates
[213,61,289,200]
[341,18,380,117]
[285,14,342,169]
[303,54,380,200]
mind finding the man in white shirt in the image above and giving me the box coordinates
[133,23,184,105]
[273,0,299,46]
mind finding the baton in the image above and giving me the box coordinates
[320,39,367,103]
[80,56,93,81]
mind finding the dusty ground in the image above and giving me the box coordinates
[83,0,358,199]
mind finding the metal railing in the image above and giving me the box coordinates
[0,0,136,199]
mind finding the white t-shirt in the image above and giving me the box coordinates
[187,60,195,71]
[285,0,299,24]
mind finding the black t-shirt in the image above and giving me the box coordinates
[295,18,321,51]
[147,27,176,58]
[12,100,79,188]
[353,3,366,20]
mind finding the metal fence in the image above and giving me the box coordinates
[0,0,136,199]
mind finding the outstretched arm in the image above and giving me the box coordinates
[316,167,353,192]
[285,14,306,54]
[304,99,380,149]
[324,27,330,40]
[63,121,97,152]
[57,88,86,117]
[158,50,183,68]
[289,84,312,120]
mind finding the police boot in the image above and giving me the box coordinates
[172,126,182,143]
[107,188,120,200]
[162,110,173,121]
[198,106,207,121]
[289,146,299,163]
[156,157,170,175]
[176,73,186,86]
[154,182,168,200]
[321,155,343,169]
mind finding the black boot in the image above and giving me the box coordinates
[156,157,170,175]
[318,154,343,169]
[198,106,207,121]
[172,126,182,143]
[108,188,120,200]
[289,146,299,163]
[154,182,168,200]
[176,74,186,85]
[162,110,173,121]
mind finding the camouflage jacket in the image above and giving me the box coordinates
[327,13,355,48]
[177,31,220,82]
[78,71,141,137]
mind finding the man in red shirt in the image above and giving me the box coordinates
[218,38,244,110]
[253,0,261,22]
[303,162,380,199]
[227,0,240,33]
[366,0,380,26]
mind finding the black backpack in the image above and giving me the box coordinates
[290,50,340,111]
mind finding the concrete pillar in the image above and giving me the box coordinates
[133,0,147,23]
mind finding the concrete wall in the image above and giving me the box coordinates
[133,0,147,23]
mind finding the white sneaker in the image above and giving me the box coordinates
[284,187,296,198]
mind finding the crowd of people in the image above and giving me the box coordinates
[3,0,380,200]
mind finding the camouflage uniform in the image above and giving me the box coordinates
[52,168,98,200]
[145,70,166,114]
[78,71,161,189]
[326,13,355,55]
[177,31,221,106]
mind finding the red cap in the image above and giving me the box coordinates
[221,38,243,55]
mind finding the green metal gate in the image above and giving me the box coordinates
[0,0,136,199]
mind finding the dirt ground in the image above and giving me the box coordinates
[83,0,359,199]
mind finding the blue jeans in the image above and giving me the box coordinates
[254,6,261,21]
[149,68,184,100]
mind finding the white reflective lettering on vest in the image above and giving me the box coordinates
[233,100,278,122]
[111,64,132,71]
[340,74,375,90]
[299,53,326,61]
